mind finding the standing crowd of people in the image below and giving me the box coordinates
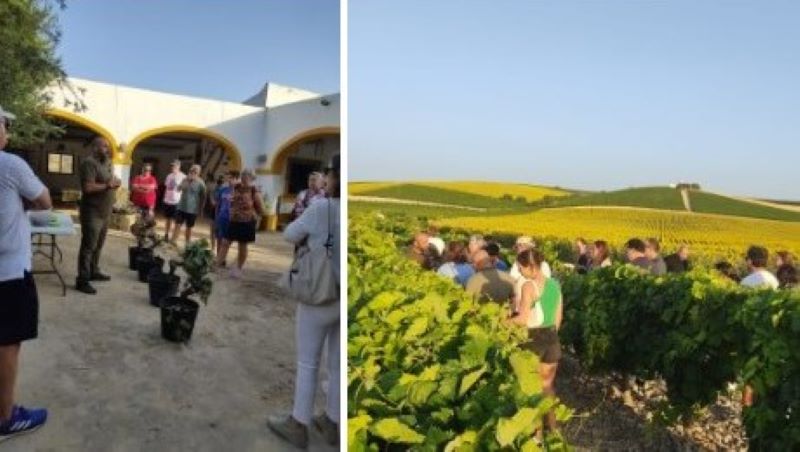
[408,226,798,436]
[122,158,279,281]
[0,103,341,446]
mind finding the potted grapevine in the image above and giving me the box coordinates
[129,215,166,282]
[129,215,156,271]
[159,239,214,342]
[147,258,180,308]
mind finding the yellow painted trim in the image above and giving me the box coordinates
[126,125,242,170]
[266,126,340,174]
[44,109,122,163]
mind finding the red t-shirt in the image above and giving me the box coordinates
[131,174,158,208]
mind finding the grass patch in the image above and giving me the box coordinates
[348,201,487,219]
[356,183,530,210]
[763,199,800,207]
[690,192,800,222]
[413,181,569,201]
[349,180,570,202]
[348,182,399,195]
[545,186,686,210]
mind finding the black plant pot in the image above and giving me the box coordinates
[147,272,180,307]
[128,246,137,270]
[137,255,163,283]
[129,246,151,271]
[160,296,199,342]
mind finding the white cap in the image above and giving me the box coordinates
[515,236,534,247]
[428,237,445,256]
[0,105,16,121]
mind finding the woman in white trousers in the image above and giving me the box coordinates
[268,163,340,449]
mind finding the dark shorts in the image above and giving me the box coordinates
[521,327,561,364]
[226,220,256,243]
[214,217,230,239]
[0,272,39,345]
[175,210,197,228]
[163,204,178,219]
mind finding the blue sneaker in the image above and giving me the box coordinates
[0,405,48,441]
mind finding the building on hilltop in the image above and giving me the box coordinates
[6,77,339,230]
[670,182,702,190]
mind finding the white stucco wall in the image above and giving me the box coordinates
[262,93,340,159]
[257,94,340,211]
[48,77,266,171]
[243,83,321,108]
[44,78,339,208]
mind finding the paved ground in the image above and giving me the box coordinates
[9,216,339,451]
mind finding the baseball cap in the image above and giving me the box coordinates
[0,105,17,121]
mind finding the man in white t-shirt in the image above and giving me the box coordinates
[740,245,779,289]
[0,106,52,439]
[162,159,186,241]
[738,245,778,408]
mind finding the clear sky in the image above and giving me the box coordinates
[57,0,340,101]
[349,1,800,200]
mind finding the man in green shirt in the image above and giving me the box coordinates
[76,136,120,294]
[171,164,206,245]
[465,250,515,304]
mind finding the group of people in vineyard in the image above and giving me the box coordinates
[409,230,567,435]
[714,247,797,290]
[407,227,798,435]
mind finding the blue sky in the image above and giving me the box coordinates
[349,1,800,200]
[58,0,340,101]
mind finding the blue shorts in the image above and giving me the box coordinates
[215,217,230,239]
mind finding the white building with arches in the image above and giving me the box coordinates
[12,77,339,229]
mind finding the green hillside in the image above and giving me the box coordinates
[349,201,482,219]
[760,199,800,207]
[352,182,800,223]
[356,183,530,210]
[690,191,800,222]
[545,186,686,210]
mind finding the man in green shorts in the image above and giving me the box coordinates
[76,136,120,295]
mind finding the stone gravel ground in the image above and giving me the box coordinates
[8,223,339,452]
[558,354,747,451]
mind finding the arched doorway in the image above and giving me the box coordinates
[6,109,119,205]
[266,127,339,227]
[127,126,242,214]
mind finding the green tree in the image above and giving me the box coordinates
[0,0,84,147]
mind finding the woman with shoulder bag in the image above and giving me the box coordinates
[267,163,340,448]
[508,248,564,437]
